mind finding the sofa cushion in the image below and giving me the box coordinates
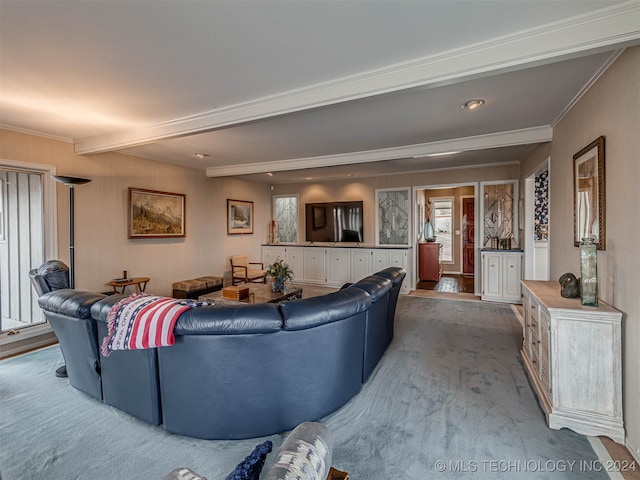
[174,304,282,335]
[90,294,128,321]
[280,288,371,331]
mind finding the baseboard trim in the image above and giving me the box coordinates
[0,336,58,360]
[626,438,640,465]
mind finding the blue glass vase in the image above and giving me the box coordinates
[423,220,435,241]
[580,237,598,306]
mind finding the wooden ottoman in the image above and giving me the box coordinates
[172,276,223,299]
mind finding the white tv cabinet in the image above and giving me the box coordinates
[262,244,412,293]
[520,280,624,443]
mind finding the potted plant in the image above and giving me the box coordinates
[265,258,294,293]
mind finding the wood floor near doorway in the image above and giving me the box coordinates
[417,274,474,293]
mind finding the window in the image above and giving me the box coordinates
[273,195,298,243]
[480,180,519,248]
[376,187,410,246]
[432,197,453,262]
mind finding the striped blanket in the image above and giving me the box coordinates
[101,294,202,356]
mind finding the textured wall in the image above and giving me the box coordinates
[522,47,640,457]
[0,130,271,296]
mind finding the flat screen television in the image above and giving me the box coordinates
[305,201,364,243]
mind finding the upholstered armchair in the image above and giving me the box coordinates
[230,254,265,285]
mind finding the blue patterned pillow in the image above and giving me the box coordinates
[225,440,273,480]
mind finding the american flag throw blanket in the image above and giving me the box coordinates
[101,293,202,357]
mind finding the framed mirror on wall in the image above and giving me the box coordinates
[573,136,605,250]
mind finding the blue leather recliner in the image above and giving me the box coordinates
[30,260,106,400]
[37,288,106,400]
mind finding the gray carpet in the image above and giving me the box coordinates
[0,296,606,479]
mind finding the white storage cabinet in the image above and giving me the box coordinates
[481,250,523,303]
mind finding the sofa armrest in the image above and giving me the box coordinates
[38,289,107,319]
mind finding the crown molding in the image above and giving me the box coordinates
[205,126,552,177]
[1,125,73,144]
[74,2,639,155]
[552,48,625,127]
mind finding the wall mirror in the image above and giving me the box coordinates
[573,136,605,250]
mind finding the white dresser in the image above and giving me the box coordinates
[520,280,624,443]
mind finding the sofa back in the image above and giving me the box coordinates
[175,303,282,334]
[279,288,371,330]
[158,287,371,440]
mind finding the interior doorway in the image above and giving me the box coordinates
[414,183,478,296]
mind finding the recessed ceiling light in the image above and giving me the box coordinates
[193,153,209,159]
[413,151,460,158]
[427,151,461,157]
[266,172,274,177]
[305,177,313,180]
[461,99,485,110]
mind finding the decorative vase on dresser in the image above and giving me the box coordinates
[520,280,624,443]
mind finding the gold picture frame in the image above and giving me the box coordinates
[573,136,605,250]
[128,188,185,238]
[227,199,254,235]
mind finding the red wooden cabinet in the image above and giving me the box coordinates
[418,242,442,281]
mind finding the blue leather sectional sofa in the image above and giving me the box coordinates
[37,267,405,440]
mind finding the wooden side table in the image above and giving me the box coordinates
[108,277,150,294]
[418,242,442,281]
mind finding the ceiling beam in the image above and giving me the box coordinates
[205,126,553,177]
[75,1,639,155]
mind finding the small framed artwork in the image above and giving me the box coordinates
[227,199,254,235]
[573,136,605,249]
[128,188,185,238]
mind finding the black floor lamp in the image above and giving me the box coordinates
[52,175,91,288]
[52,175,91,377]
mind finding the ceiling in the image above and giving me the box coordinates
[1,1,639,184]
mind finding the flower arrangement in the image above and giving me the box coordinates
[265,259,294,293]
